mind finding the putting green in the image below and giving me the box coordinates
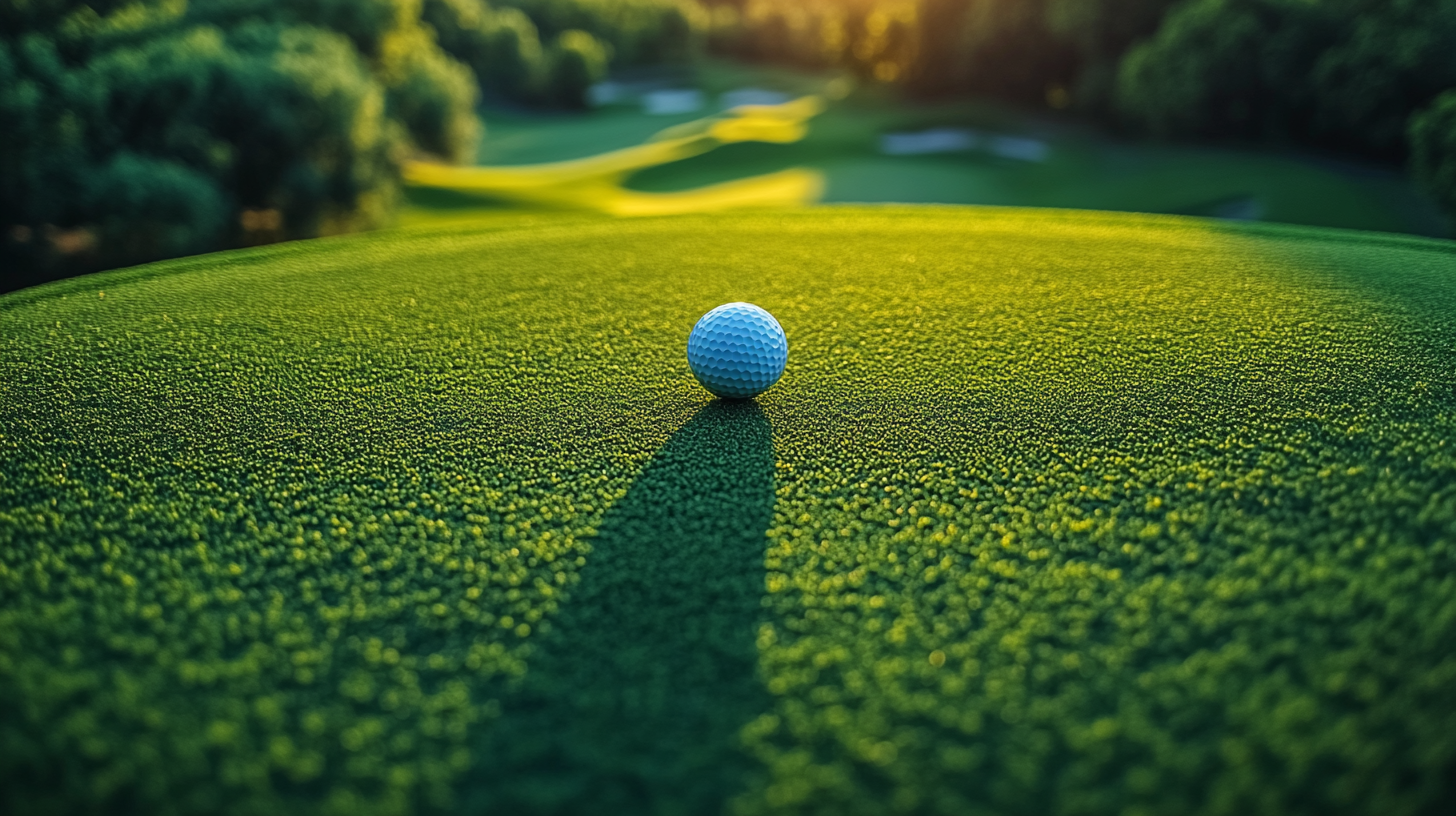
[1,208,1454,816]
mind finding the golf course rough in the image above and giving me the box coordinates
[0,207,1452,816]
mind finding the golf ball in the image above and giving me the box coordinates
[687,302,788,399]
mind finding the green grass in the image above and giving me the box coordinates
[416,60,1449,237]
[626,101,1447,236]
[2,207,1455,816]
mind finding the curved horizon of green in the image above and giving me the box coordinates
[2,207,1454,816]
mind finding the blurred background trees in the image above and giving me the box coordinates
[1117,0,1456,160]
[701,0,1456,225]
[0,0,692,288]
[4,0,1456,290]
[1411,91,1456,221]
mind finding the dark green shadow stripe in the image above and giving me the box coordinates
[464,400,776,816]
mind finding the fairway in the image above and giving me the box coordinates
[442,58,1451,239]
[2,207,1455,816]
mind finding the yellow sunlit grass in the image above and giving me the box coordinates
[599,168,823,216]
[402,96,827,214]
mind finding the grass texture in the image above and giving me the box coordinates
[2,207,1455,816]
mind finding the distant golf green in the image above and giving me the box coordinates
[2,208,1454,816]
[410,61,1450,238]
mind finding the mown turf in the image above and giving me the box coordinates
[451,57,1449,237]
[1,207,1454,816]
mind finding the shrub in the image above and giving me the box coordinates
[941,0,1075,101]
[1118,0,1456,160]
[1117,0,1330,142]
[1307,0,1456,158]
[501,0,703,66]
[85,152,230,263]
[423,0,546,102]
[542,29,608,109]
[1046,0,1181,109]
[378,26,481,162]
[0,0,474,288]
[1410,90,1456,227]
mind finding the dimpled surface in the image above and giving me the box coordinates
[0,208,1454,816]
[687,302,788,399]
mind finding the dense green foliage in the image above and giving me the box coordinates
[700,0,1120,100]
[704,0,918,83]
[191,0,481,158]
[707,0,1456,156]
[1044,0,1181,108]
[911,0,1074,100]
[421,0,694,106]
[423,0,547,102]
[1119,0,1456,159]
[2,208,1454,815]
[501,0,702,66]
[1411,91,1456,228]
[0,0,703,289]
[540,28,609,108]
[0,0,476,289]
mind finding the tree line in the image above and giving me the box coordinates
[4,0,1455,290]
[0,0,699,290]
[704,0,1456,230]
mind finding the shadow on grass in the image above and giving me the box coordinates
[464,400,776,816]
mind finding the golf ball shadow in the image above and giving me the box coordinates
[687,302,788,399]
[466,400,775,815]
